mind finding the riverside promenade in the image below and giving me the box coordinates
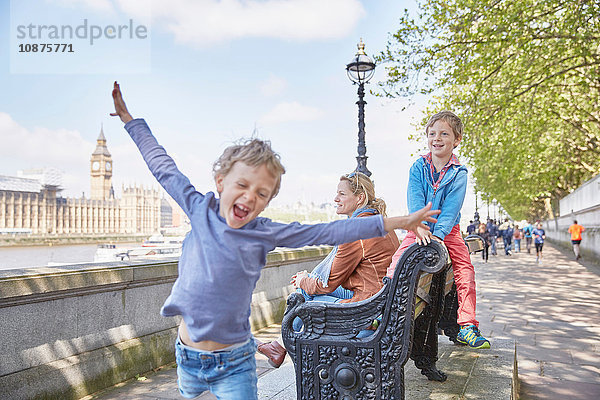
[85,242,600,399]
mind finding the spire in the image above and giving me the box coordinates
[93,124,111,156]
[98,123,106,142]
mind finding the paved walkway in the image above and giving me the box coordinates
[83,242,600,399]
[478,242,600,399]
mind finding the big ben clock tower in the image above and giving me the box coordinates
[90,126,113,200]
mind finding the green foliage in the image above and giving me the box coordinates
[377,0,600,219]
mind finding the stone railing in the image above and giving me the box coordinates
[0,246,330,400]
[543,204,600,261]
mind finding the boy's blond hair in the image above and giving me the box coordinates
[425,110,464,142]
[340,172,387,217]
[213,138,286,198]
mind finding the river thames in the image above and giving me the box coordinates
[0,243,136,270]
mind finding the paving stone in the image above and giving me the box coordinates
[520,374,600,400]
[257,362,296,399]
[89,243,600,399]
[540,360,600,382]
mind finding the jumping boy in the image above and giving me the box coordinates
[110,82,440,399]
[386,110,490,349]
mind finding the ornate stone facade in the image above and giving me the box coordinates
[0,128,164,235]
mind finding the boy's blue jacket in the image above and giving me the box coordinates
[407,155,468,240]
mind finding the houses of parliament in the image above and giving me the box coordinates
[0,128,170,236]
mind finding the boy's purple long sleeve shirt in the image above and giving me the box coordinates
[124,119,386,344]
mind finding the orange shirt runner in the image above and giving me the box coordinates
[568,224,585,241]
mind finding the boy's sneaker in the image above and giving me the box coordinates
[456,325,490,349]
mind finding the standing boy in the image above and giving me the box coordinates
[386,110,490,349]
[110,82,439,399]
[568,220,585,260]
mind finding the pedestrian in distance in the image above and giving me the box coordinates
[466,220,476,235]
[568,220,585,260]
[523,221,534,254]
[110,82,440,400]
[532,223,546,263]
[478,223,490,263]
[487,218,499,256]
[499,218,513,256]
[513,225,522,253]
[386,110,490,349]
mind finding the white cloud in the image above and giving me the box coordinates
[49,0,117,14]
[47,0,365,45]
[259,75,287,97]
[0,112,92,196]
[112,0,365,46]
[259,101,324,125]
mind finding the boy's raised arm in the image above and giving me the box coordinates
[110,81,133,124]
[108,81,204,218]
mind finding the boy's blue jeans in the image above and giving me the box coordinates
[175,336,258,400]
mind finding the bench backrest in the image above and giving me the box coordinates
[281,241,449,399]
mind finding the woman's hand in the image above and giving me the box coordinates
[291,270,309,289]
[110,81,133,123]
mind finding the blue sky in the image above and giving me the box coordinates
[0,0,481,220]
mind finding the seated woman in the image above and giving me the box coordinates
[257,172,399,367]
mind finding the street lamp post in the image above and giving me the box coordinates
[346,39,376,177]
[474,191,480,224]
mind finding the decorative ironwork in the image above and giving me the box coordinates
[346,39,376,177]
[300,346,316,400]
[282,241,450,399]
[439,283,460,344]
[355,83,370,177]
[410,264,449,382]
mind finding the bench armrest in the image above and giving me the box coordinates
[281,286,388,361]
[465,234,485,253]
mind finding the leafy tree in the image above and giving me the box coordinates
[377,0,600,220]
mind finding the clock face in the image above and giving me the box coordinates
[92,161,100,171]
[105,161,112,171]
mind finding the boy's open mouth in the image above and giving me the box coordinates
[233,204,250,219]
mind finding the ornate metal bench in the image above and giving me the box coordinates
[281,235,484,400]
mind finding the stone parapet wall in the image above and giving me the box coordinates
[544,204,600,261]
[0,245,330,399]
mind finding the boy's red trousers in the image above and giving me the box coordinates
[386,224,479,327]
